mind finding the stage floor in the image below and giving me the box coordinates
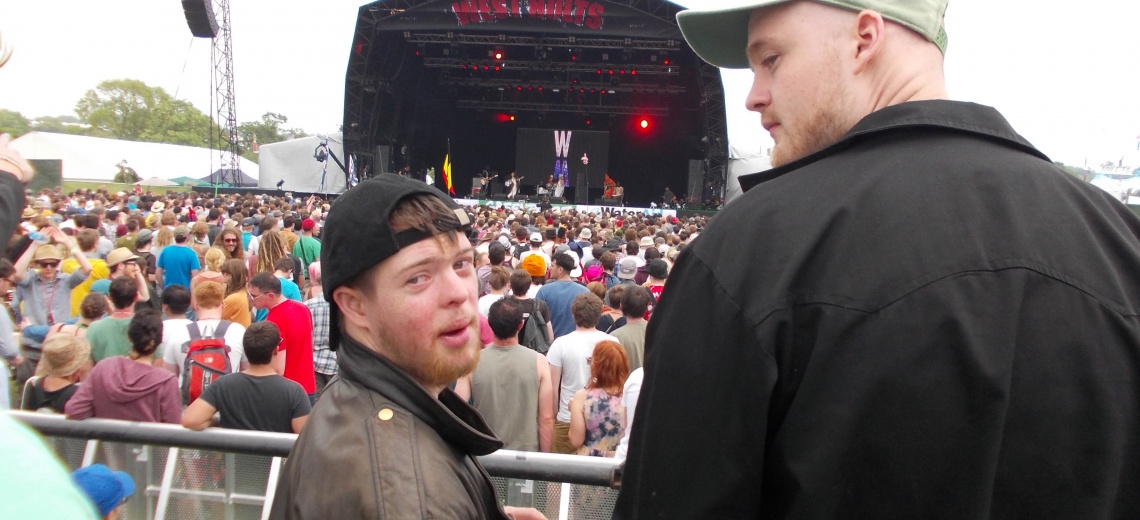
[453,197,679,218]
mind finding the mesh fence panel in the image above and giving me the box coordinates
[491,477,617,520]
[45,436,616,520]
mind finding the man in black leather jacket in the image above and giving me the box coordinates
[270,175,544,519]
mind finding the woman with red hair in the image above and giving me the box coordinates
[568,340,629,457]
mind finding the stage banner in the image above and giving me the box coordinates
[515,128,609,191]
[372,0,683,39]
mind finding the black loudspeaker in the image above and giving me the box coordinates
[375,145,391,173]
[182,0,219,38]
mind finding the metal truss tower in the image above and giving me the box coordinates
[211,0,240,186]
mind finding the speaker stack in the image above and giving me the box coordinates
[182,0,219,38]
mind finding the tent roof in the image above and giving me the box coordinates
[9,132,259,183]
[201,169,258,187]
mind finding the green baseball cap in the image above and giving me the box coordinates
[676,0,949,69]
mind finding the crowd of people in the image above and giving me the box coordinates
[0,175,706,517]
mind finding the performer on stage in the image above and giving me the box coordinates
[604,173,616,199]
[663,186,676,208]
[507,171,522,199]
[553,170,566,200]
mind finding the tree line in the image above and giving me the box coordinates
[0,78,308,163]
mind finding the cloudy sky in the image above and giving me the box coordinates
[2,0,1138,168]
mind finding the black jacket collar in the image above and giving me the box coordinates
[739,100,1051,193]
[336,336,504,455]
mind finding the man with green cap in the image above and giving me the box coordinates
[617,1,1140,518]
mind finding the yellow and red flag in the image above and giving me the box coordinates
[443,154,455,195]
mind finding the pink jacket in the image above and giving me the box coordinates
[66,357,181,424]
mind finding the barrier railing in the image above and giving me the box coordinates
[8,411,623,520]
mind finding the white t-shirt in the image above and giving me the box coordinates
[478,293,505,318]
[161,318,248,387]
[546,329,619,422]
[614,367,644,462]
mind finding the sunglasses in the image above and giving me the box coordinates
[38,261,60,268]
[223,238,238,243]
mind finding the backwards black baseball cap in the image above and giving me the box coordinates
[321,175,472,351]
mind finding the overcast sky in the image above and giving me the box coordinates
[2,1,1137,168]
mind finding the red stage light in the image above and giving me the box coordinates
[631,70,637,75]
[510,115,516,121]
[517,86,522,91]
[538,86,544,91]
[571,55,577,61]
[663,59,670,65]
[494,113,512,123]
[609,69,614,75]
[639,118,650,130]
[484,65,489,70]
[494,51,503,60]
[586,119,592,125]
[620,69,626,75]
[494,65,501,71]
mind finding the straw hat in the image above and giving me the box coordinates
[35,335,91,378]
[32,244,63,262]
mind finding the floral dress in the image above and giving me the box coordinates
[578,388,626,457]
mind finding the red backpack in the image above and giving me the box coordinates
[180,321,234,405]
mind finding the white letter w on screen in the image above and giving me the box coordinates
[553,131,572,158]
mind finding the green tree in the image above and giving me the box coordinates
[113,164,140,184]
[0,109,30,137]
[29,115,92,136]
[237,112,308,162]
[75,79,219,147]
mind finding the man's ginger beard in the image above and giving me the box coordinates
[376,316,482,389]
[768,63,853,168]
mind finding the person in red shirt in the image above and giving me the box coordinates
[249,273,316,403]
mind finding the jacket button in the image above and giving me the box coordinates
[377,408,394,421]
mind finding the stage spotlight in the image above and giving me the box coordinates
[494,51,503,60]
[276,179,285,189]
[663,58,670,65]
[639,118,650,130]
[510,115,516,121]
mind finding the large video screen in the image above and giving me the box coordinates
[515,129,609,189]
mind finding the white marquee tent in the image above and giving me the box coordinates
[257,134,348,194]
[9,131,259,184]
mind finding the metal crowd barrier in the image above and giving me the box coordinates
[8,411,623,520]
